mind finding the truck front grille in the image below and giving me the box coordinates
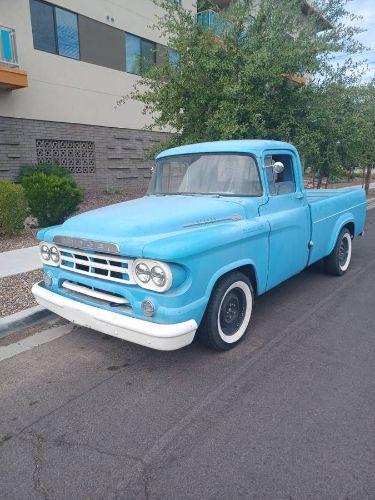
[58,247,135,284]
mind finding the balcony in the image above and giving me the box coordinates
[0,26,28,90]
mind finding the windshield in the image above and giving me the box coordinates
[148,153,262,196]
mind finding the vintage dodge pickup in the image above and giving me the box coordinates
[32,140,366,351]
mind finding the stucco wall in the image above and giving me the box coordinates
[0,0,195,129]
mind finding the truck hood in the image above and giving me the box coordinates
[41,195,254,257]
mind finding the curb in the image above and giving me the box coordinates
[0,306,54,339]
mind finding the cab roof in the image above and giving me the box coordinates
[156,140,298,159]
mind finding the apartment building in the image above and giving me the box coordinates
[0,0,329,190]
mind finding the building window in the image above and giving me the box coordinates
[29,0,162,75]
[30,0,79,60]
[30,0,57,54]
[126,33,156,75]
[141,38,156,73]
[169,49,179,66]
[55,7,80,60]
[126,33,141,74]
[36,139,95,174]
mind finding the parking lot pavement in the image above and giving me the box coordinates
[0,210,374,500]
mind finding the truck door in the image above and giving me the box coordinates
[259,150,310,290]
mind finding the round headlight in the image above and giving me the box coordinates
[151,266,166,287]
[41,244,51,261]
[135,262,151,283]
[50,245,60,263]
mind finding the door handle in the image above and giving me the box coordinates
[295,192,304,200]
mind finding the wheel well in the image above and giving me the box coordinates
[343,222,355,237]
[219,265,258,296]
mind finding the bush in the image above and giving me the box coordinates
[19,162,70,182]
[0,180,27,236]
[22,173,83,227]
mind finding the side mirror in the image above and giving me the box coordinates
[273,161,285,174]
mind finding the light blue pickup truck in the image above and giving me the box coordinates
[32,140,366,351]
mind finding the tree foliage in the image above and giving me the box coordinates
[122,0,373,185]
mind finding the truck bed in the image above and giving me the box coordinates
[307,187,367,264]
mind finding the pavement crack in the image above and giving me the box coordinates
[27,433,54,500]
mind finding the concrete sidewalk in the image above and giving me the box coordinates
[0,246,41,278]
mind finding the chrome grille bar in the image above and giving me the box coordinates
[62,281,129,304]
[58,246,135,284]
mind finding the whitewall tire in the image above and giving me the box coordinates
[324,227,352,276]
[199,271,254,351]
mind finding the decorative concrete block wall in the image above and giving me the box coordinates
[0,116,170,190]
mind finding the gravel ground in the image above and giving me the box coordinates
[0,269,43,317]
[0,188,147,253]
[0,228,38,254]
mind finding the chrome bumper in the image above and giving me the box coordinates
[32,282,197,351]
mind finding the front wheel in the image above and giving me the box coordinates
[324,228,352,276]
[198,271,254,351]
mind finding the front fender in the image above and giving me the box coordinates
[205,257,261,300]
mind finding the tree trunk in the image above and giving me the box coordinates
[316,174,322,189]
[364,165,372,195]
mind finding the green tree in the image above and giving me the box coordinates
[121,0,369,184]
[299,80,374,188]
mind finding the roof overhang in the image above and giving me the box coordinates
[0,66,28,90]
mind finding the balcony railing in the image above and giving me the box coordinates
[197,9,218,29]
[197,9,255,37]
[0,26,18,67]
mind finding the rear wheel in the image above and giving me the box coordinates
[198,271,254,351]
[324,228,352,276]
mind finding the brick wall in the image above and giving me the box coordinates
[0,116,170,190]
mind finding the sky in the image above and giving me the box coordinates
[339,0,375,82]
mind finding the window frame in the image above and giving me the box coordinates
[30,0,80,61]
[125,31,156,76]
[264,152,297,197]
[55,5,80,60]
[151,152,264,197]
[30,0,58,55]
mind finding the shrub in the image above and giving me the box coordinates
[22,173,83,227]
[0,180,27,236]
[19,162,70,182]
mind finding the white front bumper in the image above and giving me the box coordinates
[32,283,197,351]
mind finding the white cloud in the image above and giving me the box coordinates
[342,0,375,81]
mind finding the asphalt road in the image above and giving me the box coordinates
[1,211,375,500]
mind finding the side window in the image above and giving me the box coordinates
[30,0,79,60]
[55,7,80,60]
[265,154,295,196]
[30,0,57,54]
[126,34,156,75]
[126,33,141,74]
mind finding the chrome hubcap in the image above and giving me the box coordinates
[219,288,246,336]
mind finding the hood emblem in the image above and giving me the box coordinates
[182,214,243,228]
[53,236,120,255]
